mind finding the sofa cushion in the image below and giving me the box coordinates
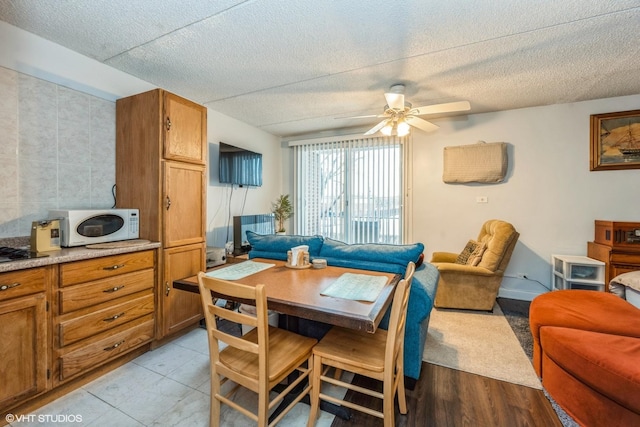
[530,291,640,339]
[541,326,640,414]
[246,231,324,261]
[318,238,424,275]
[530,289,640,378]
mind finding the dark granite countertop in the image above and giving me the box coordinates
[0,237,161,273]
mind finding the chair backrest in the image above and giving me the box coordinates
[197,272,270,385]
[476,219,519,273]
[384,262,416,374]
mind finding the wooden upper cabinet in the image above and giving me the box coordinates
[116,89,207,243]
[163,92,207,164]
[163,161,206,248]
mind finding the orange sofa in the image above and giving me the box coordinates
[529,290,640,426]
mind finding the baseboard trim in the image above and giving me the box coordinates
[498,288,546,302]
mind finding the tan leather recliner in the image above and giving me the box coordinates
[430,219,519,311]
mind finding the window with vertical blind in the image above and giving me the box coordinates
[292,135,406,244]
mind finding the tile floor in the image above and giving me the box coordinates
[12,328,339,426]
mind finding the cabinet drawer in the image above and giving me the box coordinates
[59,269,154,314]
[59,292,154,347]
[58,315,154,381]
[612,265,640,278]
[60,250,154,286]
[0,267,48,302]
[569,282,605,292]
[610,252,640,265]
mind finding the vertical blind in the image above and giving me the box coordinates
[293,135,406,244]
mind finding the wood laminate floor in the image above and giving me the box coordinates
[17,320,562,426]
[331,362,562,427]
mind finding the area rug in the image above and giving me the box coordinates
[497,297,534,360]
[422,303,542,389]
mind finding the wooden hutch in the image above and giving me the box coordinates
[587,220,640,290]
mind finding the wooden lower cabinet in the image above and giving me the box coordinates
[53,250,156,386]
[0,249,163,419]
[0,266,52,412]
[161,243,204,338]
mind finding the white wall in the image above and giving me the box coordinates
[411,95,640,300]
[205,110,283,249]
[0,21,283,243]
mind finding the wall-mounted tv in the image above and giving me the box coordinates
[219,142,263,187]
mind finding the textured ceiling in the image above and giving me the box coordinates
[1,0,639,138]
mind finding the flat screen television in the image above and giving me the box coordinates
[219,142,263,187]
[233,214,275,255]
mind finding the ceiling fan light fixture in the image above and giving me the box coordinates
[380,121,394,136]
[355,86,469,136]
[397,119,410,136]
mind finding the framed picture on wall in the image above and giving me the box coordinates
[590,109,640,171]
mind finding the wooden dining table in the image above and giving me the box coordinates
[173,258,401,421]
[173,258,401,333]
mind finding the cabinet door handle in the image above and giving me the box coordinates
[104,340,125,351]
[0,282,20,291]
[166,117,172,131]
[103,285,125,293]
[165,281,170,296]
[166,196,171,210]
[103,264,125,271]
[103,312,125,322]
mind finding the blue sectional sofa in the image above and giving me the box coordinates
[246,231,439,381]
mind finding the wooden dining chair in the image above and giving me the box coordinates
[197,272,317,427]
[307,262,416,427]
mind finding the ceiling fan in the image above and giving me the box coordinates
[345,84,471,137]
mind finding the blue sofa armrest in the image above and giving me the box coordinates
[379,262,439,380]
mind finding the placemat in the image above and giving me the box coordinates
[320,273,388,302]
[206,260,275,280]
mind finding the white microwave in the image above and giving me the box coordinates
[49,209,140,247]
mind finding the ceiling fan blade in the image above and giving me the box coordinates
[336,113,385,120]
[405,116,439,132]
[384,92,405,110]
[409,100,471,116]
[364,119,390,135]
